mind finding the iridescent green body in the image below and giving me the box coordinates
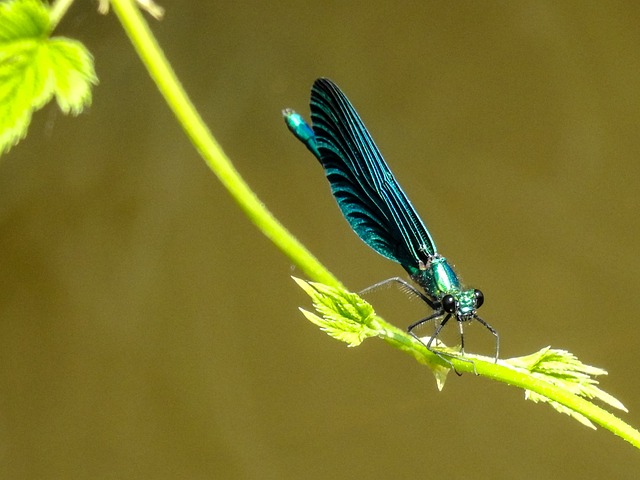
[411,256,477,318]
[283,78,499,364]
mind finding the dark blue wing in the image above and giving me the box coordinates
[308,78,437,270]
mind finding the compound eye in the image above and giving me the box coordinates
[442,294,457,314]
[474,289,484,309]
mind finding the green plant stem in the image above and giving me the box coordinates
[487,363,639,447]
[49,0,75,29]
[105,0,640,450]
[108,0,340,289]
[376,319,640,447]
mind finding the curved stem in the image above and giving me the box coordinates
[49,0,75,29]
[108,0,340,288]
[378,317,640,447]
[105,0,640,451]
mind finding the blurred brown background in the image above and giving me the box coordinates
[1,1,639,478]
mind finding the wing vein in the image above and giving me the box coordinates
[309,78,437,270]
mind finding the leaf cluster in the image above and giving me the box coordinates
[0,0,97,154]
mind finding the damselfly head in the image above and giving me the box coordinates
[443,288,484,321]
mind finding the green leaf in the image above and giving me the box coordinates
[293,277,381,347]
[0,0,49,40]
[294,277,453,386]
[504,347,627,428]
[0,0,98,155]
[47,38,97,114]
